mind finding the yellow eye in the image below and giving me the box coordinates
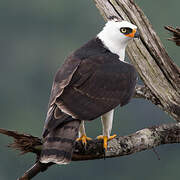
[121,28,127,33]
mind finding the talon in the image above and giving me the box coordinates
[97,134,117,151]
[108,134,117,140]
[76,135,92,146]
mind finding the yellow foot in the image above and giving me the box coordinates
[97,134,117,151]
[76,135,92,146]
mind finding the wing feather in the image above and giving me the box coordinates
[55,55,137,120]
[43,55,81,133]
[49,55,81,107]
[42,38,137,143]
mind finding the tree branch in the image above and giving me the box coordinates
[1,0,180,179]
[94,0,180,121]
[1,122,180,179]
[164,26,180,46]
[134,85,161,105]
[17,162,53,180]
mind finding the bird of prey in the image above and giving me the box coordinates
[40,17,139,165]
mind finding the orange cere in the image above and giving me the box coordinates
[126,29,136,38]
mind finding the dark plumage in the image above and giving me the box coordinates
[40,38,137,164]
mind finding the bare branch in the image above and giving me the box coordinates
[94,0,180,121]
[1,122,180,179]
[17,162,53,180]
[2,0,180,179]
[134,85,161,105]
[165,26,180,46]
[0,129,41,155]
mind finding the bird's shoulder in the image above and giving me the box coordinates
[49,38,137,107]
[54,37,115,82]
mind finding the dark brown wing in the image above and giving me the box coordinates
[40,38,137,165]
[48,55,81,108]
[42,55,81,135]
[55,55,137,120]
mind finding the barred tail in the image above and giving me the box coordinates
[40,119,80,164]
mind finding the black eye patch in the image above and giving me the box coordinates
[120,27,133,35]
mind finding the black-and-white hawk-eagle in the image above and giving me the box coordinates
[40,17,139,164]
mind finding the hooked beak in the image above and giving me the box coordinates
[134,30,140,38]
[125,29,140,38]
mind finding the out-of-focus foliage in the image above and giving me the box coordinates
[0,0,179,179]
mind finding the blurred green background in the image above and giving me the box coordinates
[0,0,180,179]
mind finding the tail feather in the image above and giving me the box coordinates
[40,119,80,164]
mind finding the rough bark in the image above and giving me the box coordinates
[1,0,180,179]
[164,26,180,46]
[1,122,180,179]
[94,0,180,121]
[134,85,161,105]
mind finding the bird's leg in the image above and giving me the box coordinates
[97,109,116,151]
[76,120,92,146]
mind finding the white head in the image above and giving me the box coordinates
[97,16,139,61]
